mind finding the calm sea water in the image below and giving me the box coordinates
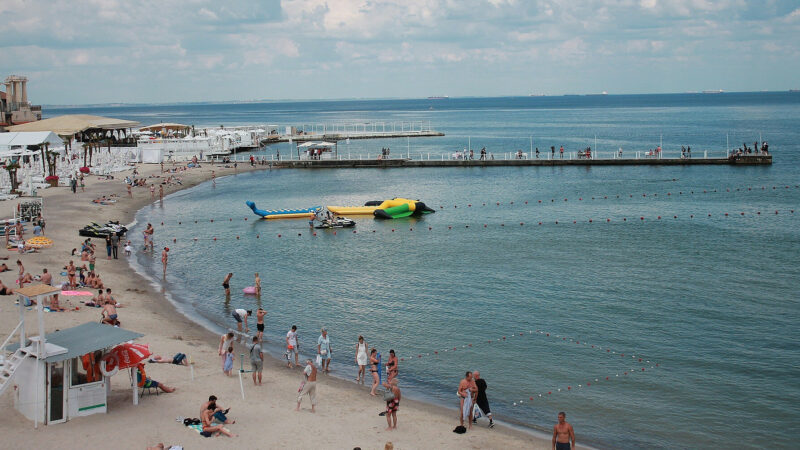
[58,94,800,449]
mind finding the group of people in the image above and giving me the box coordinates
[731,141,769,159]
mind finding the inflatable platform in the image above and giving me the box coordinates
[328,198,435,220]
[246,201,321,219]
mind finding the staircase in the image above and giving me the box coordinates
[0,349,24,397]
[0,321,26,398]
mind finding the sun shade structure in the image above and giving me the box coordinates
[139,123,190,131]
[8,322,144,364]
[7,114,140,136]
[0,131,63,148]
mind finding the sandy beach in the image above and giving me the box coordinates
[0,161,549,450]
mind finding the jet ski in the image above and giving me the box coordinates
[314,217,356,229]
[78,221,127,237]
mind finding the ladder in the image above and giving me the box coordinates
[0,349,25,397]
[0,320,26,398]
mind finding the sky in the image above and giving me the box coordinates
[2,0,799,104]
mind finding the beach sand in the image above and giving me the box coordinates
[0,161,550,449]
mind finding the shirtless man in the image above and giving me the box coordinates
[458,372,475,430]
[102,302,118,325]
[255,308,266,341]
[40,268,60,309]
[103,288,120,307]
[222,273,233,296]
[296,359,318,412]
[67,261,77,287]
[200,395,234,424]
[552,412,575,450]
[144,223,155,251]
[202,402,236,437]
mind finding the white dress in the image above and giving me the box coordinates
[356,343,368,366]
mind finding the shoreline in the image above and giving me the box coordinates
[0,162,550,449]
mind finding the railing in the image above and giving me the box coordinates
[1,321,24,354]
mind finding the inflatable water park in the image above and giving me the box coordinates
[245,198,435,220]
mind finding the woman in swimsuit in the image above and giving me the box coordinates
[369,348,380,396]
[355,335,368,384]
[0,279,13,295]
[386,349,398,382]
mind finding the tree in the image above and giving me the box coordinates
[4,161,20,192]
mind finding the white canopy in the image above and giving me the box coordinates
[298,141,335,148]
[0,131,64,148]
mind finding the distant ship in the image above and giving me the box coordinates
[427,95,449,99]
[702,89,724,94]
[790,89,800,93]
[529,93,547,97]
[586,91,608,96]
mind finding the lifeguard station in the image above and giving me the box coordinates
[0,284,143,427]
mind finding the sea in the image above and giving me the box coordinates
[48,93,800,449]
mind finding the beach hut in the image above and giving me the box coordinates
[1,284,143,427]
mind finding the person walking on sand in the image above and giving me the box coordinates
[458,372,475,430]
[286,325,299,368]
[232,308,251,333]
[219,332,234,369]
[369,348,380,395]
[255,308,266,341]
[111,232,119,259]
[248,336,263,385]
[473,371,494,428]
[382,378,401,431]
[552,412,575,450]
[161,247,169,277]
[296,359,317,412]
[223,346,234,376]
[222,273,233,296]
[317,328,332,373]
[355,336,368,383]
[105,234,113,260]
[70,175,77,194]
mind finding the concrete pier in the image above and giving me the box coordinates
[274,154,771,169]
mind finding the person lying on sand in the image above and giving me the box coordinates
[149,353,189,366]
[0,279,14,295]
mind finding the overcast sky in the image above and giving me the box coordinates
[2,0,799,104]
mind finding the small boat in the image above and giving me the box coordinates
[314,217,356,229]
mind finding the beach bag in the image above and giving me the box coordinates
[453,425,467,434]
[383,389,395,402]
[315,354,322,367]
[473,404,482,419]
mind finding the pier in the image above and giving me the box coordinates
[272,154,771,169]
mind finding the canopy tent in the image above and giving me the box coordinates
[0,131,64,148]
[139,123,190,132]
[7,114,140,136]
[298,141,336,148]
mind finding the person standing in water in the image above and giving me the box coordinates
[256,308,266,341]
[222,273,233,296]
[254,272,261,295]
[552,412,575,450]
[161,247,169,278]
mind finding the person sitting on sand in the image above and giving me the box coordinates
[101,302,118,326]
[0,279,14,295]
[0,263,9,272]
[202,402,236,437]
[200,395,234,424]
[19,272,34,286]
[136,364,176,393]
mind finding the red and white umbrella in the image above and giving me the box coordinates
[103,342,151,372]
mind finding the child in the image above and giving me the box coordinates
[124,241,133,256]
[223,346,234,376]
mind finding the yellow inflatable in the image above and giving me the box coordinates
[328,198,418,216]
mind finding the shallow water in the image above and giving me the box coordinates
[112,94,800,449]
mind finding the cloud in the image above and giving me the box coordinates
[0,0,798,103]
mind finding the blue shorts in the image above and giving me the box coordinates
[232,312,242,323]
[213,411,227,423]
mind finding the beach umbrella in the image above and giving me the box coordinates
[106,342,151,370]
